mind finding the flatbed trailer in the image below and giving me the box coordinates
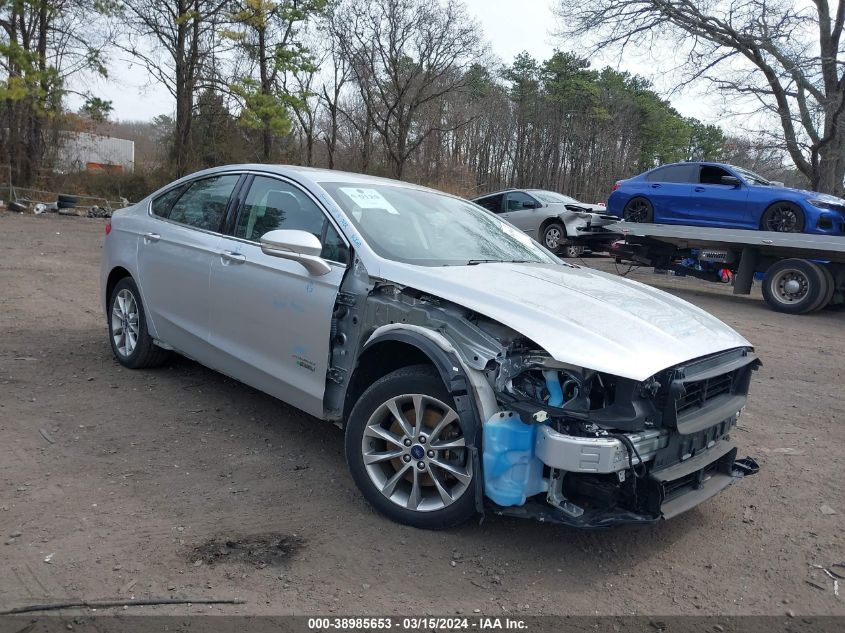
[605,222,845,314]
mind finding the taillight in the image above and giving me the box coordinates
[611,182,621,192]
[105,219,112,235]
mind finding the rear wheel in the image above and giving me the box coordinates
[623,197,653,223]
[108,277,171,368]
[761,259,826,314]
[811,263,836,311]
[561,244,584,258]
[761,202,804,232]
[345,365,476,529]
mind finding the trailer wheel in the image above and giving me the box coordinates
[812,264,836,311]
[762,259,827,314]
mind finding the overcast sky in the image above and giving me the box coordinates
[78,0,721,125]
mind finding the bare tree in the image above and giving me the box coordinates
[318,8,351,169]
[122,0,228,176]
[331,0,483,179]
[555,0,845,195]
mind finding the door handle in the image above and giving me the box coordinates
[650,184,661,189]
[694,187,705,192]
[220,250,246,264]
[143,232,160,243]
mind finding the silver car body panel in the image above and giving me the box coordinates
[365,323,499,421]
[369,260,750,382]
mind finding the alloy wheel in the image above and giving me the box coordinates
[111,289,140,357]
[361,394,472,512]
[544,227,562,249]
[765,204,801,232]
[624,200,650,222]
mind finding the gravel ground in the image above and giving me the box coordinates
[0,211,843,616]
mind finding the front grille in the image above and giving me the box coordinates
[663,460,720,498]
[676,370,736,415]
[655,348,759,432]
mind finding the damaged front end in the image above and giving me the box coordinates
[331,271,760,529]
[484,347,760,527]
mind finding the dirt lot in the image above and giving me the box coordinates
[1,211,843,616]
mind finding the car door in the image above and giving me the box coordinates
[136,173,242,360]
[207,174,350,418]
[690,165,751,227]
[501,191,542,239]
[643,164,695,221]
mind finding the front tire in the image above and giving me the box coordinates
[542,222,566,253]
[108,277,171,368]
[345,365,476,529]
[561,244,584,258]
[761,202,804,232]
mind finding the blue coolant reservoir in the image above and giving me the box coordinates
[483,413,548,506]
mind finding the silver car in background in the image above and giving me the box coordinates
[472,188,618,257]
[101,165,759,529]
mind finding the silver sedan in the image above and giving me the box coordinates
[472,189,617,256]
[101,165,759,529]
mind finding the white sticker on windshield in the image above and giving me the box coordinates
[339,187,400,215]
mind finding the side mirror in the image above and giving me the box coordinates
[260,229,332,276]
[770,180,785,187]
[721,175,741,186]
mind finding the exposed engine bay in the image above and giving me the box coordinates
[485,345,759,527]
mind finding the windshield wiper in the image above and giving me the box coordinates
[466,259,532,265]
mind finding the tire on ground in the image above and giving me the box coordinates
[107,276,172,368]
[57,194,78,209]
[811,263,836,311]
[345,364,477,530]
[761,259,827,314]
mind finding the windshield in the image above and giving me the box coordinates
[528,190,578,204]
[320,182,559,266]
[732,166,770,186]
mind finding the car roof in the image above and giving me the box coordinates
[168,163,435,192]
[472,188,528,200]
[652,161,736,170]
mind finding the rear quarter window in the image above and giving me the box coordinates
[150,185,188,218]
[645,165,695,183]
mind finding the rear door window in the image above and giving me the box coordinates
[165,175,240,232]
[475,194,504,213]
[645,165,695,183]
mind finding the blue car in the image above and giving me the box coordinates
[607,162,845,235]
